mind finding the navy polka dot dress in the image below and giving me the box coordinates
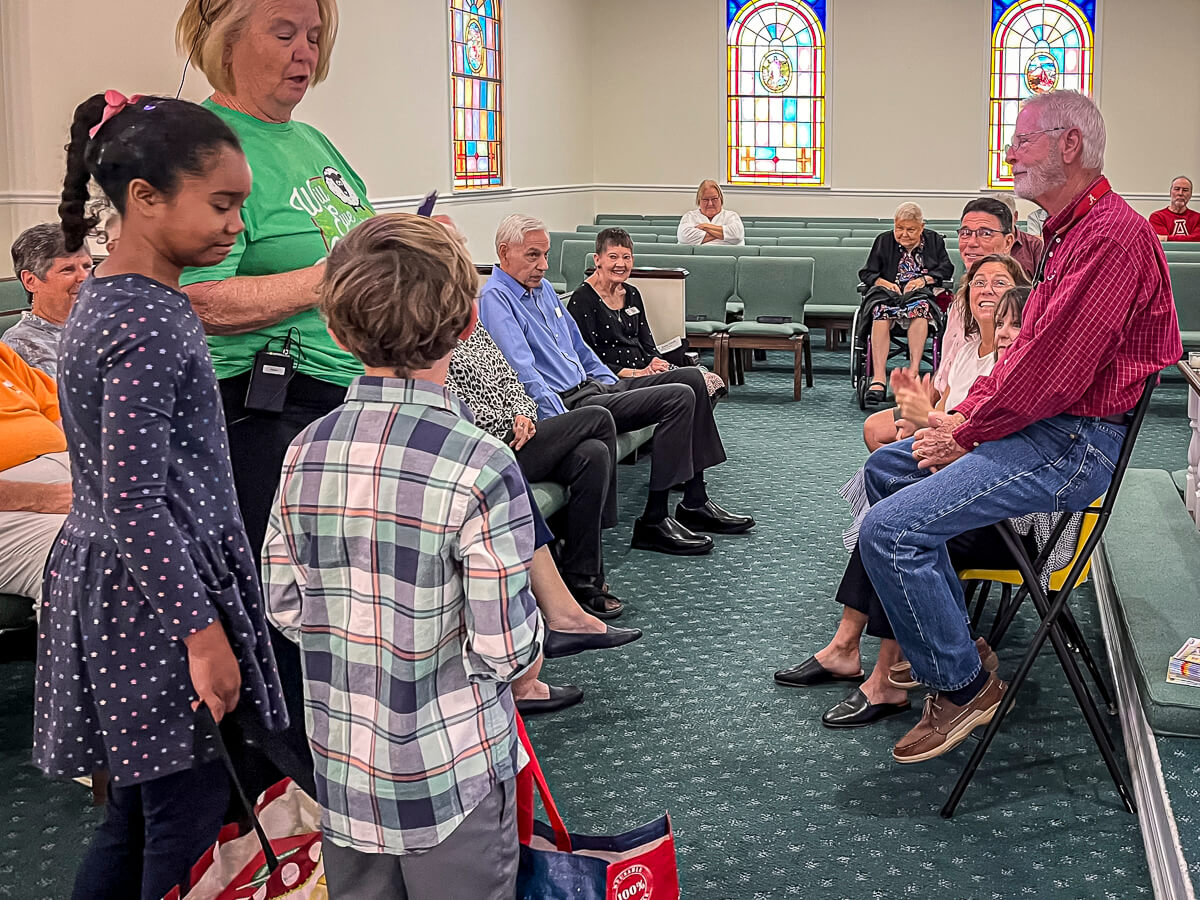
[34,274,287,786]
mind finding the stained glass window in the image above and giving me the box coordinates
[449,0,503,190]
[988,0,1095,188]
[727,0,826,187]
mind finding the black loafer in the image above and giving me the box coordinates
[544,625,643,659]
[674,500,756,535]
[773,655,865,688]
[515,684,584,716]
[821,687,911,728]
[631,516,713,555]
[864,382,887,405]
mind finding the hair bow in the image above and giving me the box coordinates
[89,90,145,139]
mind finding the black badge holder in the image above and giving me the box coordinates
[244,329,301,414]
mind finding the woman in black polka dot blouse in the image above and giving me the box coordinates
[569,228,726,398]
[35,94,287,900]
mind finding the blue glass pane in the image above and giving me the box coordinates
[1033,24,1043,40]
[467,141,477,155]
[488,111,496,135]
[782,98,797,122]
[766,23,777,38]
[755,147,776,159]
[480,82,488,106]
[797,123,812,146]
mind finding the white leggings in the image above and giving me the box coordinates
[0,452,69,604]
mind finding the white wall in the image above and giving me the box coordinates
[0,0,596,256]
[2,0,1198,254]
[589,0,1200,221]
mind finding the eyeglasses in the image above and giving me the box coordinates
[1005,127,1067,154]
[969,278,1014,291]
[957,227,1009,240]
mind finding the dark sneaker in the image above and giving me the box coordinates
[892,673,1007,764]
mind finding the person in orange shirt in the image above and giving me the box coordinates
[0,342,70,605]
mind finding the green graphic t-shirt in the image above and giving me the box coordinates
[180,99,374,386]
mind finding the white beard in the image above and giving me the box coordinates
[1014,148,1067,202]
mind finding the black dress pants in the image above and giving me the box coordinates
[218,371,348,798]
[564,368,726,491]
[515,406,617,588]
[836,526,1037,640]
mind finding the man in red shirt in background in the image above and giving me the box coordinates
[1149,176,1200,242]
[855,90,1182,764]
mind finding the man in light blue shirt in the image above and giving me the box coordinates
[480,214,754,557]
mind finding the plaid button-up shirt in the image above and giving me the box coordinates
[262,376,542,853]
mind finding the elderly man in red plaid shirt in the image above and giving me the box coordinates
[857,90,1182,765]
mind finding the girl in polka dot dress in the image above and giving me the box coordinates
[36,92,287,900]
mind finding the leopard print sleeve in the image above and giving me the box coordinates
[446,325,539,440]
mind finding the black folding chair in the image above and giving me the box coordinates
[940,372,1160,819]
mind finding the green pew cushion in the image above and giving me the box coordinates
[1179,331,1200,350]
[531,426,655,518]
[726,300,744,315]
[1172,469,1188,495]
[1105,468,1200,737]
[684,320,728,335]
[804,303,858,317]
[726,321,809,338]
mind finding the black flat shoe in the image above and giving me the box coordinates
[864,381,886,405]
[674,500,755,535]
[631,516,713,555]
[516,684,584,716]
[773,655,865,688]
[544,624,643,659]
[821,687,911,728]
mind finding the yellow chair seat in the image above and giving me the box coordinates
[957,498,1103,592]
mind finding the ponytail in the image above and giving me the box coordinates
[59,94,107,253]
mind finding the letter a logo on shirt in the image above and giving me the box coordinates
[1174,219,1190,236]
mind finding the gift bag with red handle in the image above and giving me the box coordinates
[515,715,679,900]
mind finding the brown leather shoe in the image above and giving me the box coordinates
[888,638,999,690]
[892,673,1007,764]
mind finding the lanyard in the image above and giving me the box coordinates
[1032,177,1112,287]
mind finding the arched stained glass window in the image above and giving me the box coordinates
[727,0,826,187]
[988,0,1095,188]
[449,0,504,190]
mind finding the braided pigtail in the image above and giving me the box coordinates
[59,94,108,252]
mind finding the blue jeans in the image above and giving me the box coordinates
[71,760,230,900]
[858,415,1125,692]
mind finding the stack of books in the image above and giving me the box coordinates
[1168,638,1200,688]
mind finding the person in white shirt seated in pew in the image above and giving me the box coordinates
[677,180,745,246]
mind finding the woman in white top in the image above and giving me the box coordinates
[863,254,1030,449]
[677,180,745,246]
[890,254,1029,430]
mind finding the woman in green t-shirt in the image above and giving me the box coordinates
[175,0,367,798]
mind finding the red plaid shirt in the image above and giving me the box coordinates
[953,178,1182,449]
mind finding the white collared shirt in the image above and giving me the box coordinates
[677,208,746,245]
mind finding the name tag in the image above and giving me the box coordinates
[624,307,640,317]
[555,306,563,318]
[656,335,683,354]
[262,364,287,376]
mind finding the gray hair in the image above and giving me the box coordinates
[990,192,1018,216]
[495,214,548,253]
[893,202,924,223]
[1021,90,1105,171]
[1173,175,1194,189]
[695,179,724,205]
[11,222,84,281]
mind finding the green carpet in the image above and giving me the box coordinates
[0,349,1191,897]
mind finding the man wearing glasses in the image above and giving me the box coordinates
[856,91,1181,764]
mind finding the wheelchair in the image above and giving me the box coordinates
[849,283,951,410]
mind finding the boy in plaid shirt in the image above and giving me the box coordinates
[262,214,543,899]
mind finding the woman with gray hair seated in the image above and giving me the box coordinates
[857,202,953,405]
[677,180,745,245]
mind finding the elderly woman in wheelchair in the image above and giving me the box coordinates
[856,202,954,406]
